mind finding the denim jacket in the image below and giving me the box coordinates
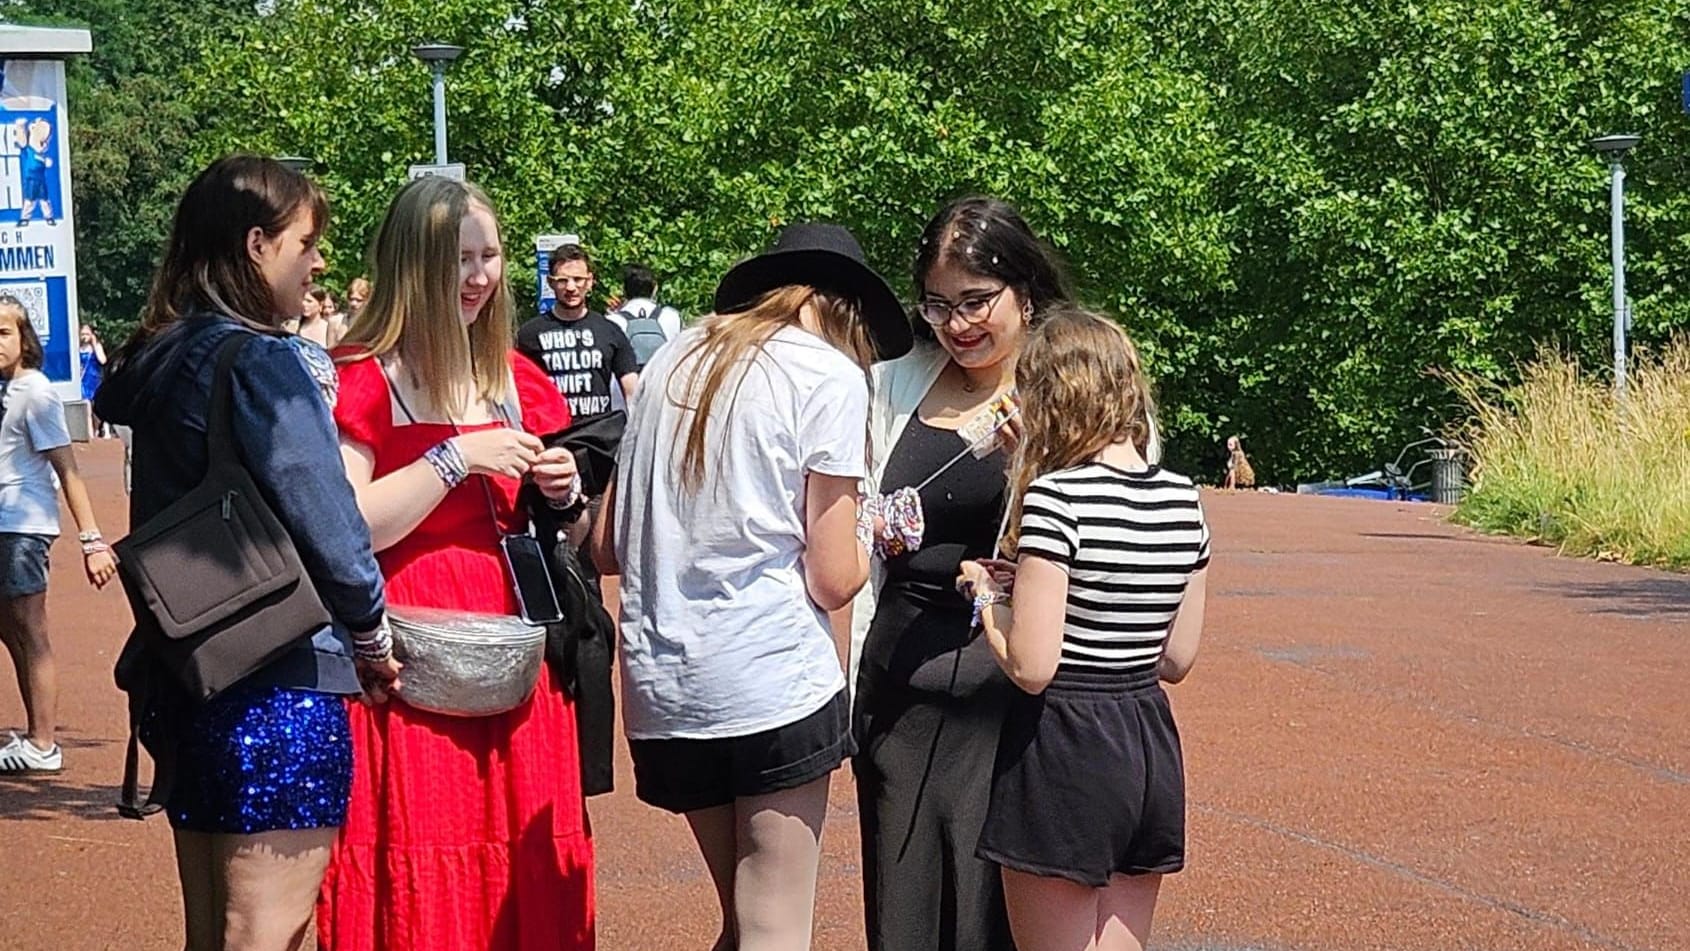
[96,314,384,694]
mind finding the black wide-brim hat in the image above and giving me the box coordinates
[713,222,913,361]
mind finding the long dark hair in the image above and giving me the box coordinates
[0,295,44,373]
[912,196,1072,339]
[119,155,328,360]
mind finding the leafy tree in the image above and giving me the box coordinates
[26,0,1690,480]
[3,0,257,340]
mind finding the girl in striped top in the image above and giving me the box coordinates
[957,307,1210,951]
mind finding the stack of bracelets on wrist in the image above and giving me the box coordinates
[971,589,1011,628]
[857,487,926,558]
[78,531,109,558]
[545,473,585,511]
[351,617,393,662]
[423,439,469,489]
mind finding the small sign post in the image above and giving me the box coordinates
[407,162,466,182]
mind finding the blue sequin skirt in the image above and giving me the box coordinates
[165,684,353,834]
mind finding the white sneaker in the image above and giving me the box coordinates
[0,731,62,773]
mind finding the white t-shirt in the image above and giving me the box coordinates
[607,298,684,340]
[614,323,869,739]
[0,369,71,536]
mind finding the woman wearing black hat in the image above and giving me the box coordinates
[594,223,910,950]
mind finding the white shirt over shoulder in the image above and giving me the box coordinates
[607,298,684,340]
[614,323,870,740]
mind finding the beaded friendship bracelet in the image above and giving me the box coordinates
[423,439,469,489]
[971,589,1011,629]
[351,618,394,663]
[545,473,585,511]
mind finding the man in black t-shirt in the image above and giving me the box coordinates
[516,245,639,424]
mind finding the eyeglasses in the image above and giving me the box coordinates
[916,286,1009,327]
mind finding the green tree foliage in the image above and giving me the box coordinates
[21,0,1690,480]
[4,0,255,338]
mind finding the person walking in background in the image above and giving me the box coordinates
[597,223,910,951]
[0,296,117,774]
[94,154,391,951]
[850,196,1085,951]
[319,175,595,951]
[607,263,682,371]
[79,323,108,437]
[1224,435,1256,490]
[958,307,1209,951]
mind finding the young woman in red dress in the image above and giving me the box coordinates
[317,176,595,950]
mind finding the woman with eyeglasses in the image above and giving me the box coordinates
[850,196,1158,951]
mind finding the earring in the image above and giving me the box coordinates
[1022,304,1033,324]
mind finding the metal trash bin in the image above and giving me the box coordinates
[1428,448,1465,504]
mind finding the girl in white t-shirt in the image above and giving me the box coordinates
[0,297,117,775]
[595,223,912,950]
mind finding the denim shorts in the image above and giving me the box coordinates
[0,532,51,600]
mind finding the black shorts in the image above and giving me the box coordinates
[630,689,854,814]
[977,666,1186,886]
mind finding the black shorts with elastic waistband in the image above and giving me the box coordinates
[629,689,854,814]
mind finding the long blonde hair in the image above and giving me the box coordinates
[1002,307,1159,555]
[671,284,874,494]
[337,177,513,416]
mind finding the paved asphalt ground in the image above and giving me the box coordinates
[2,441,1686,950]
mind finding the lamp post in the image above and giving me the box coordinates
[412,43,464,166]
[275,155,314,173]
[1590,133,1641,398]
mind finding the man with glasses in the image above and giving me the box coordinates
[518,245,639,422]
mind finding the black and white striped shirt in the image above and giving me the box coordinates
[1017,463,1211,674]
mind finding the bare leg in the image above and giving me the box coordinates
[686,805,739,951]
[216,827,337,951]
[1094,874,1160,951]
[0,592,56,747]
[1002,867,1100,951]
[732,777,829,951]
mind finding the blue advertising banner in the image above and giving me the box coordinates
[0,59,79,388]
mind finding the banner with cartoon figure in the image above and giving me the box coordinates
[0,58,79,386]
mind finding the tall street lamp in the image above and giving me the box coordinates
[275,155,314,173]
[1590,133,1641,398]
[412,43,464,166]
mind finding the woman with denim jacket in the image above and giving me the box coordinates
[96,155,390,951]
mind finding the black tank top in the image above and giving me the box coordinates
[878,417,1008,609]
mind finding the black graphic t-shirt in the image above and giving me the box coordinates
[516,310,638,424]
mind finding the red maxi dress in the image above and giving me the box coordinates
[319,353,595,951]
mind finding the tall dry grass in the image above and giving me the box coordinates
[1452,339,1690,570]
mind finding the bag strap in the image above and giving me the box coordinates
[205,331,255,473]
[117,646,169,819]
